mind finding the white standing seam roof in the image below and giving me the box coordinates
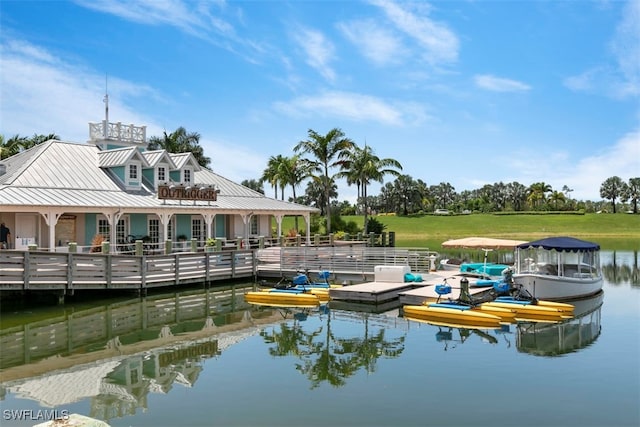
[0,140,318,215]
[143,150,177,169]
[98,146,150,168]
[170,152,201,171]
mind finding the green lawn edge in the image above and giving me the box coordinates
[280,213,640,251]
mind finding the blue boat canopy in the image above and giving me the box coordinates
[517,236,600,252]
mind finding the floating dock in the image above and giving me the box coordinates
[399,274,495,305]
[329,265,440,304]
[329,267,496,306]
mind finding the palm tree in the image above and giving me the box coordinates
[23,133,60,150]
[600,176,628,213]
[337,144,402,232]
[507,181,528,212]
[625,177,640,214]
[302,178,338,215]
[527,182,552,210]
[431,182,456,210]
[240,179,264,194]
[261,155,285,199]
[279,155,313,230]
[147,127,211,168]
[0,134,27,159]
[294,128,355,233]
[549,191,566,210]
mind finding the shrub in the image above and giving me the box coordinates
[366,217,386,234]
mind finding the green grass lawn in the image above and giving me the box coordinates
[279,213,640,250]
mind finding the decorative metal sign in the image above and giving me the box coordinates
[158,185,219,201]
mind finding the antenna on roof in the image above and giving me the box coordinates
[103,74,109,138]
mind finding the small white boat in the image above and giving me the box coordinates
[512,237,603,301]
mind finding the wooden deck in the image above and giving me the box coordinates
[329,281,420,304]
[328,270,498,306]
[398,273,496,305]
[0,250,256,294]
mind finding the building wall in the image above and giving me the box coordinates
[130,214,148,238]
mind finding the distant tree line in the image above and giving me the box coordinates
[3,128,638,231]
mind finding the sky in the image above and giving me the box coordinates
[1,0,639,203]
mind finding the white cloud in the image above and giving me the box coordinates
[474,75,532,93]
[291,27,336,82]
[0,37,162,142]
[337,19,404,66]
[564,0,640,99]
[567,129,640,199]
[75,0,209,35]
[74,0,270,64]
[273,91,429,126]
[502,130,640,200]
[609,0,640,98]
[369,0,459,65]
[202,139,266,183]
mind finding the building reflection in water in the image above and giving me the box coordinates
[0,250,634,421]
[0,284,290,421]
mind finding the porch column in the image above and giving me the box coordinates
[158,212,173,242]
[304,213,311,246]
[240,212,253,247]
[104,210,123,248]
[41,209,65,251]
[273,214,284,239]
[202,213,216,240]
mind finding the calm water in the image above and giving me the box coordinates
[0,250,638,427]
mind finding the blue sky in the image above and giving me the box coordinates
[1,0,638,203]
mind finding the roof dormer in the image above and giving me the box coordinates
[169,153,201,185]
[97,146,150,190]
[142,150,177,189]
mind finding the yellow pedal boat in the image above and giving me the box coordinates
[245,290,321,307]
[481,301,573,321]
[403,304,503,328]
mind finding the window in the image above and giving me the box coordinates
[116,218,127,244]
[167,217,174,241]
[126,161,141,188]
[192,218,203,244]
[158,166,166,183]
[129,164,138,180]
[250,215,258,235]
[148,218,159,243]
[98,219,110,239]
[184,169,192,184]
[97,217,127,244]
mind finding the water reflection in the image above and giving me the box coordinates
[259,306,406,388]
[601,250,639,286]
[0,250,635,424]
[515,291,603,357]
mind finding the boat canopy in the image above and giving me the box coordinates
[442,237,527,250]
[516,237,600,252]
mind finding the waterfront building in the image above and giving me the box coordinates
[0,119,317,253]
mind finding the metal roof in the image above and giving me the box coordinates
[143,150,177,169]
[170,152,201,171]
[98,146,150,168]
[0,140,317,215]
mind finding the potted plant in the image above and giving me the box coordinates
[205,237,217,252]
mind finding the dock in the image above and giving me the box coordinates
[330,268,496,306]
[398,273,495,305]
[329,265,437,304]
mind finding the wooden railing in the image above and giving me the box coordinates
[256,246,440,276]
[0,249,255,293]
